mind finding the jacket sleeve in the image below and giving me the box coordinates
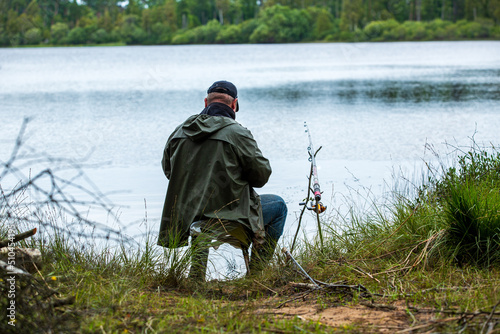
[162,125,183,180]
[161,144,171,180]
[236,130,272,188]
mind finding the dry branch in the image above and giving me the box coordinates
[0,228,37,248]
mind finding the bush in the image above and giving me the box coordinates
[50,22,69,44]
[363,19,399,41]
[67,27,88,45]
[401,21,429,40]
[196,19,222,44]
[306,7,335,40]
[0,30,9,46]
[150,22,173,44]
[239,19,259,42]
[171,29,197,44]
[216,25,242,44]
[444,179,500,266]
[90,28,111,44]
[249,5,312,43]
[24,27,42,45]
[120,14,147,45]
[428,146,500,266]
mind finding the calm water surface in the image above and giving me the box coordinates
[1,42,499,267]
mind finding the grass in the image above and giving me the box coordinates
[2,139,500,333]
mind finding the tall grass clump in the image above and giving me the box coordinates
[298,141,500,277]
[436,146,500,266]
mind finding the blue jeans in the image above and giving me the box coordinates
[260,194,287,241]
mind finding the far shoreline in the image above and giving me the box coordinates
[2,38,499,49]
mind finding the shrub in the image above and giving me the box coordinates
[249,5,312,43]
[216,25,242,44]
[50,22,69,44]
[363,19,399,41]
[120,14,147,44]
[90,28,111,44]
[444,179,500,266]
[151,22,173,44]
[428,146,500,266]
[197,19,222,44]
[305,7,335,40]
[239,19,259,42]
[171,29,197,44]
[67,27,88,45]
[401,21,429,40]
[24,27,42,45]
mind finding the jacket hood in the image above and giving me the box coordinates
[182,114,235,142]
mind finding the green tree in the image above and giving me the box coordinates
[489,0,500,21]
[119,14,147,44]
[240,0,258,20]
[215,0,230,24]
[340,0,363,31]
[307,7,335,40]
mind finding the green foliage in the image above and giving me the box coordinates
[50,22,69,45]
[119,14,147,45]
[305,143,500,272]
[249,5,312,43]
[24,27,42,45]
[67,26,87,45]
[306,7,336,40]
[171,28,197,44]
[216,24,242,43]
[172,19,221,44]
[363,19,400,40]
[444,180,500,266]
[0,1,498,46]
[425,145,500,266]
[238,18,259,42]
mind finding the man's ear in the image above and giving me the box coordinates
[204,98,208,107]
[232,98,238,112]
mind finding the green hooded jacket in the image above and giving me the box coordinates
[157,113,272,248]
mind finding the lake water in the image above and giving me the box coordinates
[1,41,499,277]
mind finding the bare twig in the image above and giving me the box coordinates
[481,299,500,334]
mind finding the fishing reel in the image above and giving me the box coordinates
[299,200,327,214]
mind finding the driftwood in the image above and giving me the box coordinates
[0,228,37,248]
[0,259,31,275]
[0,247,42,273]
[0,228,41,273]
[290,281,370,294]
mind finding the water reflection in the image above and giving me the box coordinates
[252,78,500,105]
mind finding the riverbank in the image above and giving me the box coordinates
[2,142,499,333]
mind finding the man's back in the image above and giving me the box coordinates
[158,111,271,248]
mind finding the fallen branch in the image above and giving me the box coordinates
[290,281,370,295]
[481,299,500,334]
[0,228,37,248]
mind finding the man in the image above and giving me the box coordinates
[158,80,287,281]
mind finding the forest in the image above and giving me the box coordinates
[0,0,499,46]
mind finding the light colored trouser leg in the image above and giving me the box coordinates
[188,236,209,281]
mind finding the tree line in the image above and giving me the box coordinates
[1,0,499,46]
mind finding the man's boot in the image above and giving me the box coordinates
[188,236,209,282]
[249,236,278,275]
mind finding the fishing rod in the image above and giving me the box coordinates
[291,122,326,252]
[301,122,326,214]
